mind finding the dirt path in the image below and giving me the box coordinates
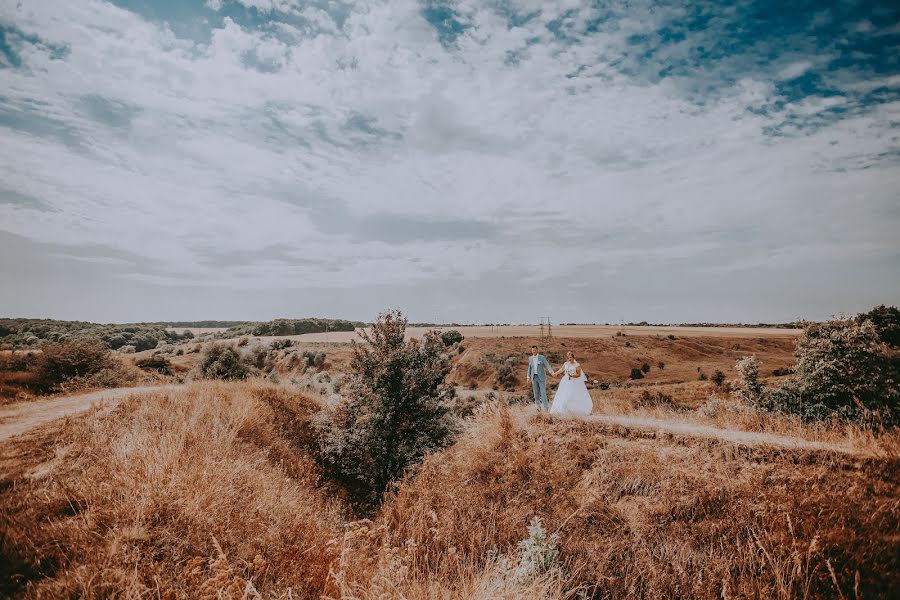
[583,413,853,454]
[0,385,179,442]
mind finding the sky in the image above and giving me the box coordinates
[1,0,899,325]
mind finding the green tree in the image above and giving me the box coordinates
[769,318,899,424]
[316,309,456,510]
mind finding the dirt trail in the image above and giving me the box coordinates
[583,413,853,454]
[0,385,855,455]
[0,385,179,442]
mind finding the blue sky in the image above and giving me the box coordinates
[1,0,898,323]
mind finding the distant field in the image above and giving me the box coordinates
[252,324,803,343]
[164,327,229,335]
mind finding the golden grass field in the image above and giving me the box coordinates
[0,329,897,598]
[0,381,896,598]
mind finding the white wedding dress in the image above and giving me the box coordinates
[550,361,593,416]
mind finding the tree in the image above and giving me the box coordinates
[197,344,253,380]
[441,330,464,346]
[732,355,763,405]
[33,338,113,392]
[711,369,727,387]
[316,310,456,510]
[769,317,899,424]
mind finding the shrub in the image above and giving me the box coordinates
[711,369,727,387]
[315,310,456,510]
[698,372,708,381]
[629,368,644,380]
[640,362,651,374]
[300,350,326,369]
[657,361,665,370]
[496,362,518,391]
[856,304,900,346]
[237,337,249,347]
[135,353,172,375]
[33,339,114,392]
[636,390,677,409]
[197,344,253,381]
[515,517,559,582]
[667,334,677,340]
[457,345,465,354]
[766,317,899,424]
[271,339,293,350]
[440,330,464,346]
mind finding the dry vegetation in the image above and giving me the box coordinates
[1,381,897,598]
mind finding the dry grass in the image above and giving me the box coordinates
[590,381,900,458]
[1,381,897,599]
[0,381,345,598]
[333,404,899,598]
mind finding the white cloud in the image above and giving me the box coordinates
[0,0,898,321]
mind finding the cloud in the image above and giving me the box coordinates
[0,0,898,322]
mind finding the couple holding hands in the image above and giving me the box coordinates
[527,345,592,416]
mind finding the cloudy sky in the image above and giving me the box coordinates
[1,0,899,324]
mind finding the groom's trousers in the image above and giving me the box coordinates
[531,377,549,411]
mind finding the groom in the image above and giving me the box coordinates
[527,345,553,411]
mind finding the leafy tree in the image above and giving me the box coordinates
[856,305,900,346]
[768,317,899,424]
[316,309,455,510]
[732,355,763,404]
[197,344,253,380]
[711,369,727,387]
[33,338,113,392]
[440,329,464,346]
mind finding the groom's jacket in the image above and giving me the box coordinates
[527,354,552,381]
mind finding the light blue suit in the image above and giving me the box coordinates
[527,353,553,411]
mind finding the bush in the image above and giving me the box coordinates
[711,369,727,387]
[135,353,172,375]
[440,330,464,346]
[640,362,651,374]
[766,316,899,424]
[636,390,678,409]
[33,339,114,392]
[271,339,293,350]
[496,363,518,391]
[698,372,708,381]
[629,368,644,380]
[315,310,456,510]
[657,361,665,370]
[197,344,253,381]
[856,304,900,346]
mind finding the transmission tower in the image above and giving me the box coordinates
[539,317,553,342]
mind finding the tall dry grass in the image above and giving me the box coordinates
[1,382,897,598]
[0,381,345,598]
[332,403,899,598]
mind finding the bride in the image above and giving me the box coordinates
[549,352,593,416]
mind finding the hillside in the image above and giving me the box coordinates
[0,383,896,598]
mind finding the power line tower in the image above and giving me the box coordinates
[539,317,553,342]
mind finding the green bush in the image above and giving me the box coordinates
[315,310,455,511]
[33,338,114,392]
[440,330,464,346]
[711,369,727,387]
[640,362,651,374]
[197,344,253,380]
[629,368,644,380]
[496,362,518,391]
[766,316,899,424]
[135,352,172,375]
